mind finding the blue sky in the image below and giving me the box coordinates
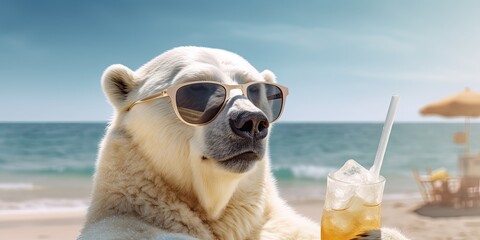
[1,1,480,122]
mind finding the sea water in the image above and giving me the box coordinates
[0,122,478,213]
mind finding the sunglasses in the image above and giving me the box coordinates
[125,81,289,126]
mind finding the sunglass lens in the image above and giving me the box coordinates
[176,83,226,124]
[247,83,284,122]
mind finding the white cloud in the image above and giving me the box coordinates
[222,22,415,54]
[352,70,480,83]
[221,22,480,86]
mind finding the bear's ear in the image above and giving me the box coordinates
[261,69,277,83]
[102,64,136,109]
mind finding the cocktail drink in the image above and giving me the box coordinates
[321,160,385,239]
[321,96,398,239]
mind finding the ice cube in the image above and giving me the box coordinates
[327,185,355,210]
[356,176,385,206]
[332,159,374,184]
[356,184,383,206]
[327,160,382,209]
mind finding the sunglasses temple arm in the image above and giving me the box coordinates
[124,90,169,112]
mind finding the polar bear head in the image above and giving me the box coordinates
[101,47,286,219]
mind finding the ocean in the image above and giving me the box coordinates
[1,122,479,214]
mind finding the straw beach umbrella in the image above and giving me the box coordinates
[420,88,480,154]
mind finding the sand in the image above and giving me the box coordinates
[0,211,85,240]
[1,200,479,239]
[381,200,480,239]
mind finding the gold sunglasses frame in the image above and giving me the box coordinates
[125,81,289,126]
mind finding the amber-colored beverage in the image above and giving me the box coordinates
[321,197,381,240]
[321,170,385,240]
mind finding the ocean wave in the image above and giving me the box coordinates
[273,165,336,180]
[33,166,94,175]
[0,198,89,214]
[0,183,35,191]
[1,165,95,176]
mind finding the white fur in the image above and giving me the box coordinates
[79,46,408,240]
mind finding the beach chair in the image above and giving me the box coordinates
[458,177,480,207]
[412,168,430,203]
[458,153,480,177]
[412,168,443,204]
[412,168,458,207]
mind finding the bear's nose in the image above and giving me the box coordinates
[230,111,269,140]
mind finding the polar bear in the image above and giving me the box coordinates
[79,46,408,240]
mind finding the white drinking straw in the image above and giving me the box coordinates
[370,95,399,179]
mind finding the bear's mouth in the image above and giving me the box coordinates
[209,151,261,173]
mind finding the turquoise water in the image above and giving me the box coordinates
[0,122,479,212]
[270,123,479,180]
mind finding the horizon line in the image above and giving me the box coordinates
[0,120,476,124]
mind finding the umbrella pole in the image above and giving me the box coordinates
[465,117,470,155]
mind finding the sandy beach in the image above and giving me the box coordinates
[1,199,480,239]
[0,210,86,240]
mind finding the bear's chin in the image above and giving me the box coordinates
[214,151,261,173]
